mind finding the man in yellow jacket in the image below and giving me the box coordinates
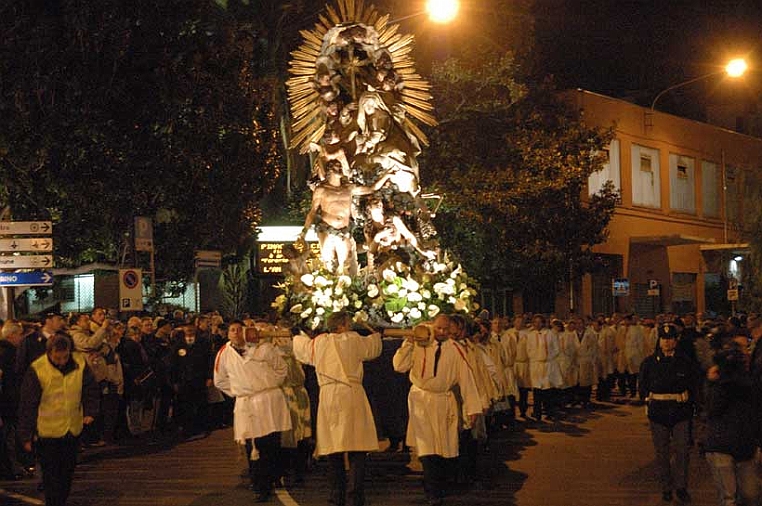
[18,333,100,506]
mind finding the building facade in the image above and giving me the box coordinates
[561,89,762,317]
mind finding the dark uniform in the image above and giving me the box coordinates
[169,335,212,437]
[639,324,699,502]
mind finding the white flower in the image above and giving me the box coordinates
[402,278,420,292]
[354,300,362,309]
[454,299,466,311]
[446,278,456,287]
[300,308,313,318]
[448,296,457,304]
[402,306,410,314]
[385,284,399,295]
[300,273,315,287]
[408,291,423,302]
[410,308,422,319]
[335,287,343,296]
[316,307,325,316]
[427,305,441,318]
[310,317,321,330]
[289,304,303,314]
[450,264,463,278]
[459,283,468,291]
[324,287,333,297]
[354,310,368,323]
[382,269,397,283]
[337,275,352,288]
[341,295,349,307]
[459,290,470,299]
[418,302,427,310]
[367,284,379,298]
[391,312,405,323]
[398,288,408,298]
[333,300,344,312]
[421,289,432,300]
[314,275,330,288]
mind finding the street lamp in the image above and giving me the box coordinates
[650,58,748,111]
[426,0,459,23]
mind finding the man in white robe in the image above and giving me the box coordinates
[393,314,481,506]
[576,318,599,406]
[293,311,381,506]
[526,315,563,420]
[214,321,291,502]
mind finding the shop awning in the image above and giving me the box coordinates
[630,234,716,247]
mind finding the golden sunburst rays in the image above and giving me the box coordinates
[286,0,436,153]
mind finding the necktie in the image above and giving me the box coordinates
[433,341,442,377]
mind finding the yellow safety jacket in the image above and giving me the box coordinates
[30,352,86,438]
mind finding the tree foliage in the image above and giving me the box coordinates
[0,0,285,281]
[422,51,618,293]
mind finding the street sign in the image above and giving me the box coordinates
[647,279,660,297]
[195,250,222,269]
[728,289,739,301]
[0,255,53,269]
[612,278,630,297]
[119,268,144,311]
[0,271,54,287]
[134,216,154,251]
[0,221,52,235]
[0,238,53,252]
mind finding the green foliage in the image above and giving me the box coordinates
[0,0,285,282]
[219,257,250,319]
[423,54,618,293]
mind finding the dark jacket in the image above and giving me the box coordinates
[169,338,212,392]
[704,372,758,460]
[0,340,19,422]
[639,351,699,426]
[14,331,49,378]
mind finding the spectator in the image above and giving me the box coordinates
[0,320,24,479]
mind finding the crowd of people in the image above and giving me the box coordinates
[0,306,760,506]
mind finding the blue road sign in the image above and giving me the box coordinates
[0,271,54,287]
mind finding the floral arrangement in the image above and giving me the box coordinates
[272,257,479,331]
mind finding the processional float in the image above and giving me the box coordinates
[273,0,478,330]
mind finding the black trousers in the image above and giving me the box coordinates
[245,432,281,496]
[38,434,79,506]
[518,387,530,416]
[328,451,366,506]
[420,455,448,501]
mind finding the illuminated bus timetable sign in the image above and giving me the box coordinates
[257,242,320,275]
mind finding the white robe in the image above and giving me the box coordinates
[498,329,519,397]
[597,325,617,377]
[393,339,481,458]
[213,343,292,457]
[293,330,381,456]
[557,330,579,388]
[577,328,599,387]
[526,328,564,390]
[510,328,531,389]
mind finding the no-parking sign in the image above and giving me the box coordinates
[119,268,144,311]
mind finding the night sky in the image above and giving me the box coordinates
[531,0,762,117]
[392,0,762,120]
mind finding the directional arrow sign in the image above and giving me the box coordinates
[0,271,54,287]
[0,238,53,252]
[0,221,52,235]
[0,255,53,269]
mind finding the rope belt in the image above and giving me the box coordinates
[648,391,689,402]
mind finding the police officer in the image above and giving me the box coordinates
[638,324,699,503]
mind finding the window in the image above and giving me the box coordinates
[669,154,695,213]
[588,139,621,197]
[701,160,719,218]
[632,144,661,208]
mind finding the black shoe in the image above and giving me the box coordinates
[676,489,690,503]
[661,490,672,502]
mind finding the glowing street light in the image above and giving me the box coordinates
[650,58,750,111]
[426,0,459,23]
[725,58,748,78]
